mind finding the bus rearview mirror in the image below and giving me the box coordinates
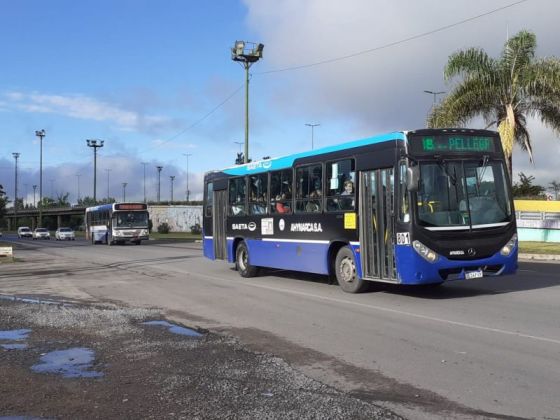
[406,167,419,192]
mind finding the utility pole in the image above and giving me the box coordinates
[12,152,20,225]
[122,182,127,202]
[35,129,46,226]
[156,166,163,203]
[141,162,148,203]
[170,176,175,202]
[86,139,104,203]
[305,123,320,150]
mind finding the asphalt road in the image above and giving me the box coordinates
[1,234,559,419]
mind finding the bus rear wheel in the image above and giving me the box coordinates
[335,246,368,293]
[236,241,258,278]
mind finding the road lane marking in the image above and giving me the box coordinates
[194,271,560,346]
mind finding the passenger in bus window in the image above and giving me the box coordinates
[341,180,354,195]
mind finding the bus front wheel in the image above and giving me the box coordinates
[236,241,258,278]
[335,246,368,293]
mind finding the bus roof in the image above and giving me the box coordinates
[214,131,407,177]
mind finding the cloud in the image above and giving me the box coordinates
[3,91,172,133]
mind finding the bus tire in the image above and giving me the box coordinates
[335,246,368,293]
[236,241,258,278]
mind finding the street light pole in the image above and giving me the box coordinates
[231,41,264,163]
[76,173,81,203]
[86,139,104,203]
[35,129,46,226]
[12,152,20,225]
[122,182,127,202]
[170,176,175,202]
[305,123,320,150]
[32,185,37,208]
[156,166,163,203]
[183,153,192,202]
[105,168,112,201]
[424,90,446,106]
[141,162,148,203]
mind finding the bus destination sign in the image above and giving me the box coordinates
[115,203,147,211]
[412,135,497,154]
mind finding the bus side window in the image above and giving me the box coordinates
[229,177,246,216]
[249,174,267,215]
[326,159,355,212]
[398,162,410,222]
[270,169,293,214]
[205,182,213,217]
[296,164,322,213]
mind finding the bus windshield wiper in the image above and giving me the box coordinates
[435,155,457,186]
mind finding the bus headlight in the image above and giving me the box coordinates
[413,240,439,263]
[500,234,518,256]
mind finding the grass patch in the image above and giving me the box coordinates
[519,241,560,255]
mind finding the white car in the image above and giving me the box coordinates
[17,227,33,238]
[33,228,51,240]
[55,227,75,241]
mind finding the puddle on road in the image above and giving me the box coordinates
[31,347,103,378]
[0,329,32,341]
[1,343,28,350]
[0,295,65,306]
[143,320,203,337]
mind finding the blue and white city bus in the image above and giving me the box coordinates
[85,202,149,245]
[203,128,517,293]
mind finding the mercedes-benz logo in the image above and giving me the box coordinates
[467,248,476,256]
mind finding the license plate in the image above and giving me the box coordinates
[465,270,483,279]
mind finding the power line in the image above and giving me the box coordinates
[257,0,531,75]
[138,82,245,155]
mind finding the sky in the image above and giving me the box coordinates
[0,0,559,205]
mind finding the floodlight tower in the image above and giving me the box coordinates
[35,129,46,226]
[231,40,264,163]
[86,139,104,203]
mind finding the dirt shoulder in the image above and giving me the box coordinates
[0,297,401,420]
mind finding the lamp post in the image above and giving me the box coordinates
[35,129,46,226]
[105,168,112,201]
[424,90,446,106]
[141,162,148,203]
[122,182,127,202]
[12,152,20,225]
[32,185,37,208]
[183,153,192,202]
[169,176,175,202]
[76,173,81,203]
[86,139,104,203]
[423,90,445,127]
[156,166,163,203]
[305,123,320,150]
[231,40,264,163]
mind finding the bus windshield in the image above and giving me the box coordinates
[113,211,149,228]
[416,159,512,229]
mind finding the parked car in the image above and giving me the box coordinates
[17,227,33,238]
[55,227,75,241]
[33,228,51,240]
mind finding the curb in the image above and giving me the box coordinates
[518,253,560,262]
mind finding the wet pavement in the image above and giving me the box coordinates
[0,296,401,420]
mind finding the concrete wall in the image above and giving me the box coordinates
[148,205,202,233]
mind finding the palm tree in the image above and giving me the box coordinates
[428,30,560,176]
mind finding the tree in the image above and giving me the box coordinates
[549,180,560,200]
[55,192,71,207]
[512,172,545,198]
[428,30,560,176]
[0,184,7,222]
